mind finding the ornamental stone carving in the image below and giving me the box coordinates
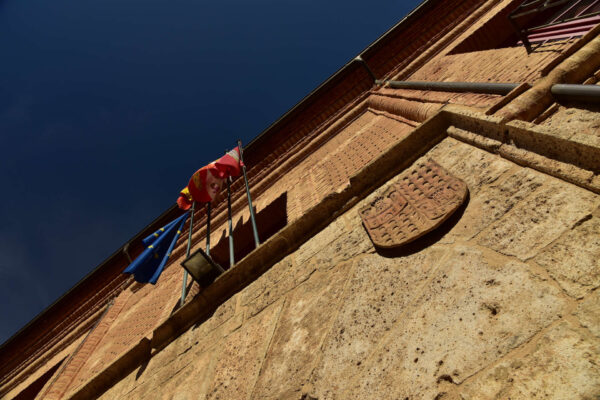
[359,159,468,248]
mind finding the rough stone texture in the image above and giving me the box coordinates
[534,215,600,299]
[309,247,448,400]
[427,137,514,198]
[541,104,600,139]
[251,265,350,399]
[448,167,547,241]
[204,301,282,400]
[97,293,243,400]
[240,255,314,319]
[336,246,568,400]
[478,180,599,261]
[460,322,600,400]
[424,138,551,244]
[575,289,600,338]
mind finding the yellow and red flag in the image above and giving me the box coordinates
[177,187,193,210]
[187,162,225,203]
[176,147,243,208]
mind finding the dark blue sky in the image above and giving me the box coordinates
[0,0,420,344]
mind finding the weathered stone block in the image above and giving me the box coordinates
[575,289,600,338]
[294,218,348,267]
[251,264,351,399]
[339,246,567,400]
[161,347,219,400]
[309,246,446,400]
[427,138,513,197]
[311,222,374,269]
[445,167,547,242]
[478,180,599,260]
[460,322,600,400]
[535,215,600,298]
[240,255,315,318]
[204,300,283,400]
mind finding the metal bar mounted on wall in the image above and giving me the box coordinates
[237,139,260,248]
[227,176,235,267]
[551,83,600,103]
[206,202,212,255]
[377,80,519,95]
[180,201,196,306]
[378,79,600,102]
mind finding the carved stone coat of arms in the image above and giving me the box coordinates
[359,159,468,248]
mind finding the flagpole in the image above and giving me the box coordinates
[227,176,235,267]
[237,139,260,248]
[206,202,211,255]
[180,201,196,307]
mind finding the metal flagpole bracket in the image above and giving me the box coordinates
[237,139,260,248]
[206,202,211,255]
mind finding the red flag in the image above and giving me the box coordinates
[177,187,193,210]
[215,147,243,178]
[187,162,225,203]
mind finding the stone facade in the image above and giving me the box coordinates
[2,0,600,399]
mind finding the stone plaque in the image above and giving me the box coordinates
[359,159,468,248]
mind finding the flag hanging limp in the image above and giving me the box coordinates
[188,162,224,203]
[215,147,243,178]
[123,213,189,284]
[177,187,193,211]
[176,147,244,209]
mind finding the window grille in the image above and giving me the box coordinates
[509,0,600,52]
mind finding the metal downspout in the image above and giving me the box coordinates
[551,83,600,103]
[377,80,600,103]
[377,80,519,95]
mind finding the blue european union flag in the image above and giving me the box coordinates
[123,213,189,284]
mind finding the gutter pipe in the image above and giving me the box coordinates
[377,80,519,95]
[551,83,600,103]
[377,80,600,103]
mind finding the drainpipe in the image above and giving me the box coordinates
[377,79,600,103]
[377,80,519,95]
[355,56,377,82]
[551,84,600,103]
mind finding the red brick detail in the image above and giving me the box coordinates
[409,40,574,84]
[43,292,131,400]
[64,270,182,396]
[289,111,414,217]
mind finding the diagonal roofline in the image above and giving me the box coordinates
[0,0,437,358]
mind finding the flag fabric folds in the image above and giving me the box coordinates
[215,147,243,178]
[187,162,225,203]
[176,147,243,209]
[123,213,189,284]
[177,187,193,211]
